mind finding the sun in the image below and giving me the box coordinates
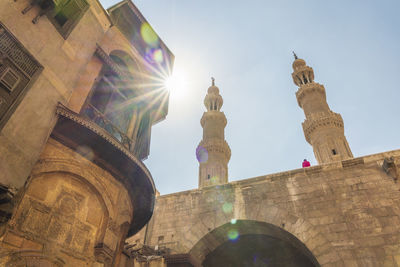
[163,68,187,100]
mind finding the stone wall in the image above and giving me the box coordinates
[130,150,400,266]
[0,0,110,188]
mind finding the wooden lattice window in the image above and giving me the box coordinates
[0,22,42,130]
[0,67,20,92]
[47,0,89,39]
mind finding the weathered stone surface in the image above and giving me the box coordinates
[130,150,400,266]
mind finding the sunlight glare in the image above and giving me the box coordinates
[164,69,187,100]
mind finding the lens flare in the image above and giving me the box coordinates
[75,145,94,162]
[227,229,239,241]
[222,202,233,214]
[140,23,159,47]
[153,49,164,63]
[196,146,208,163]
[211,175,219,184]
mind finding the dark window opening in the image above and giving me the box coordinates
[303,74,308,84]
[82,57,138,153]
[207,174,210,179]
[54,12,68,27]
[332,149,337,155]
[47,0,89,39]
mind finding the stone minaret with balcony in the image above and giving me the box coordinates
[292,54,353,164]
[196,78,231,188]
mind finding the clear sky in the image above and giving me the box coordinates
[100,0,400,195]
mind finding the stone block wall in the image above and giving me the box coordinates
[130,150,400,266]
[0,0,110,188]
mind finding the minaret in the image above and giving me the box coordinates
[292,53,353,164]
[196,78,231,188]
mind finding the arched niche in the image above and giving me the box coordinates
[189,220,320,267]
[12,171,110,257]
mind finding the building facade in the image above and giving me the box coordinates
[128,59,400,267]
[0,0,173,266]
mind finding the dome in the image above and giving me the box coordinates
[292,58,306,70]
[207,85,219,94]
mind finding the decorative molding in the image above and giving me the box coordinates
[302,112,344,143]
[200,112,227,127]
[94,243,113,266]
[94,45,128,78]
[198,139,231,161]
[295,83,326,108]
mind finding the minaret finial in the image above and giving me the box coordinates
[211,77,215,86]
[292,51,298,60]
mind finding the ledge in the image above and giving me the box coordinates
[52,104,155,237]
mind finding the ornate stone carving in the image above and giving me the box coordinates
[302,111,344,143]
[94,243,113,266]
[198,139,231,161]
[6,251,65,267]
[295,82,326,108]
[16,187,94,256]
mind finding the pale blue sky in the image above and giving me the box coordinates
[100,0,400,195]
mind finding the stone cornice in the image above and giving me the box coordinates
[302,111,344,143]
[295,83,326,108]
[198,139,231,161]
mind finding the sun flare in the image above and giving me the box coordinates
[163,69,187,99]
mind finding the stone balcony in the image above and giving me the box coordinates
[53,103,155,236]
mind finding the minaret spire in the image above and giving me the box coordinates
[196,79,231,188]
[292,51,298,60]
[292,56,353,164]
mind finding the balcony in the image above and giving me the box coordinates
[53,103,155,236]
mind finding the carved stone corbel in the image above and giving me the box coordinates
[382,157,399,182]
[21,0,55,24]
[94,243,113,267]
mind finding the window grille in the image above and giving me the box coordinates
[0,67,20,92]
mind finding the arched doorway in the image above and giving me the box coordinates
[190,220,320,267]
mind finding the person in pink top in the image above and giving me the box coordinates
[302,159,311,168]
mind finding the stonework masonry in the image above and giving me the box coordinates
[0,0,174,265]
[0,0,399,265]
[131,150,400,266]
[196,80,231,189]
[128,60,400,266]
[292,57,353,164]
